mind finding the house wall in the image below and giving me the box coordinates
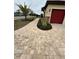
[45,4,65,25]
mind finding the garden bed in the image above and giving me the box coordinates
[14,17,36,30]
[37,18,52,30]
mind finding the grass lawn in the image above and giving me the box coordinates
[14,19,32,30]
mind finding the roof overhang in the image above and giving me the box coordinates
[42,1,65,11]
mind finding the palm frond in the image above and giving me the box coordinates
[17,3,31,20]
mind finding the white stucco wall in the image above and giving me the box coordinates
[45,4,65,25]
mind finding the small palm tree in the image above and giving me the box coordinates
[43,10,45,17]
[17,3,29,20]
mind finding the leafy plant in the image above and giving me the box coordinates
[37,18,52,30]
[17,3,30,20]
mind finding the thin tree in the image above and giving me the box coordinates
[17,3,29,20]
[43,9,45,17]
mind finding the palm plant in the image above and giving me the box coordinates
[17,3,30,20]
[43,10,45,17]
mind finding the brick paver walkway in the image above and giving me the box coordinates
[14,18,65,59]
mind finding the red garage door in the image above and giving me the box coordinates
[50,9,65,24]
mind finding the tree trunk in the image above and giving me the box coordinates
[25,15,26,20]
[44,10,45,17]
[44,12,45,17]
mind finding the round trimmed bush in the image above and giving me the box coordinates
[37,18,52,30]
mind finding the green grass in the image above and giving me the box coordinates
[14,16,36,30]
[14,19,31,30]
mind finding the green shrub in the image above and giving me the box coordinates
[26,16,35,21]
[37,18,52,30]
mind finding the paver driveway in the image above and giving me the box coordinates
[14,18,65,59]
